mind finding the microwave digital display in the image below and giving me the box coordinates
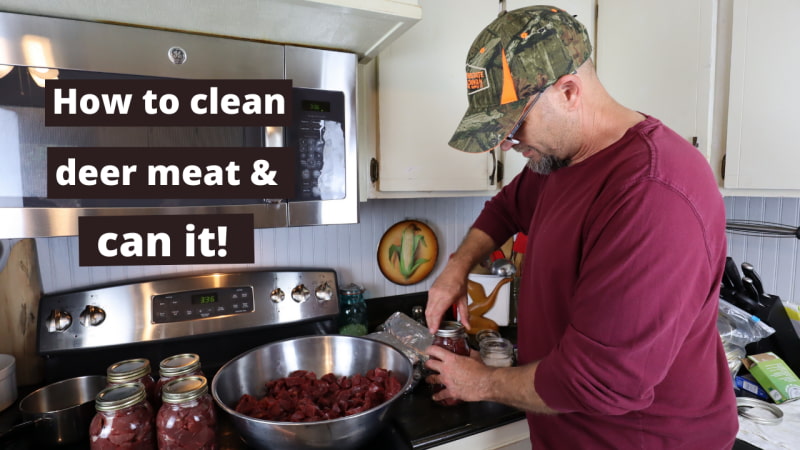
[302,100,330,113]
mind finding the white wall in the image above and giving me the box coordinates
[33,196,800,304]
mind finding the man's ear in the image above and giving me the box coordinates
[554,74,581,111]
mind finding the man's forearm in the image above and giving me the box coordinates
[482,362,559,414]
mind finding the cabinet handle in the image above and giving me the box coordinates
[370,158,379,183]
[489,149,497,185]
[692,136,699,148]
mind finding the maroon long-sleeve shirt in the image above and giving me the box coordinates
[473,116,738,448]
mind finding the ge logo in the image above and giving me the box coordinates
[168,47,187,65]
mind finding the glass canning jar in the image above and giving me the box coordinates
[156,375,217,450]
[338,283,368,336]
[90,382,155,450]
[431,321,470,406]
[479,337,514,367]
[154,353,204,409]
[107,358,157,407]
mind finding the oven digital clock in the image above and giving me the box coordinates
[152,286,253,323]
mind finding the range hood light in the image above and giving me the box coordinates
[28,66,59,88]
[0,64,13,78]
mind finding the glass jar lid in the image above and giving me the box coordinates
[95,382,147,412]
[107,358,151,383]
[479,337,513,353]
[339,283,364,296]
[162,375,208,403]
[435,321,466,338]
[475,329,501,343]
[159,353,201,377]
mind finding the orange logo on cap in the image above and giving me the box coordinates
[500,49,518,104]
[467,70,486,91]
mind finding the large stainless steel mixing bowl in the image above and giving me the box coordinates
[211,335,414,450]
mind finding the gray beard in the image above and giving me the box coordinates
[526,153,571,175]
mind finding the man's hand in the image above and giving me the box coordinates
[425,346,493,402]
[426,266,471,334]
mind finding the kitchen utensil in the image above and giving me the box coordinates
[0,375,106,446]
[741,277,764,306]
[211,335,414,450]
[723,257,745,291]
[0,354,16,412]
[490,259,516,277]
[741,262,767,297]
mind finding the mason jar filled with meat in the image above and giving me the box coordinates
[90,382,156,450]
[107,358,157,407]
[154,353,204,410]
[156,375,216,450]
[430,321,470,406]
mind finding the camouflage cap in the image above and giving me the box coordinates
[449,6,592,153]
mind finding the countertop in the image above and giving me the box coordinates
[0,377,524,450]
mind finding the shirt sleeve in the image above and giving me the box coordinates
[534,178,720,415]
[473,168,544,246]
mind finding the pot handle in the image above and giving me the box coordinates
[0,417,47,442]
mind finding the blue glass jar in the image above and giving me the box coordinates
[338,283,368,336]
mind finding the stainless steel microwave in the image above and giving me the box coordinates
[0,11,358,238]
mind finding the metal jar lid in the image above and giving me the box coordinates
[107,358,151,383]
[95,382,147,412]
[162,375,208,404]
[435,321,466,338]
[339,283,364,297]
[159,353,201,377]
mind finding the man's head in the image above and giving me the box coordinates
[448,6,592,154]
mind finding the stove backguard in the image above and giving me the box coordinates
[37,269,339,383]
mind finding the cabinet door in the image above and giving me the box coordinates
[593,0,716,159]
[724,0,800,190]
[375,0,595,194]
[376,0,499,193]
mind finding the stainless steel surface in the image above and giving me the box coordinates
[211,335,414,450]
[736,397,784,425]
[0,12,286,78]
[490,259,517,277]
[286,46,359,227]
[0,11,359,238]
[0,0,421,62]
[15,375,106,446]
[38,269,340,353]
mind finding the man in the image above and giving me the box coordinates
[424,6,738,449]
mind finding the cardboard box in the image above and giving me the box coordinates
[742,352,800,404]
[734,374,769,400]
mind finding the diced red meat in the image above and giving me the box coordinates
[234,368,404,423]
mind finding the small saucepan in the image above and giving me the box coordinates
[0,375,106,446]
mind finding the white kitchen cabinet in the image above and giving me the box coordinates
[364,0,595,199]
[594,0,717,164]
[722,0,800,192]
[428,419,531,450]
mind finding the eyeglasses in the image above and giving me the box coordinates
[504,90,545,146]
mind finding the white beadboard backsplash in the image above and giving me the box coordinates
[30,196,800,303]
[725,196,800,303]
[34,197,490,297]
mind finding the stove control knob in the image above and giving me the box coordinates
[46,309,73,332]
[270,288,285,303]
[291,284,310,303]
[315,282,334,302]
[79,305,106,327]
